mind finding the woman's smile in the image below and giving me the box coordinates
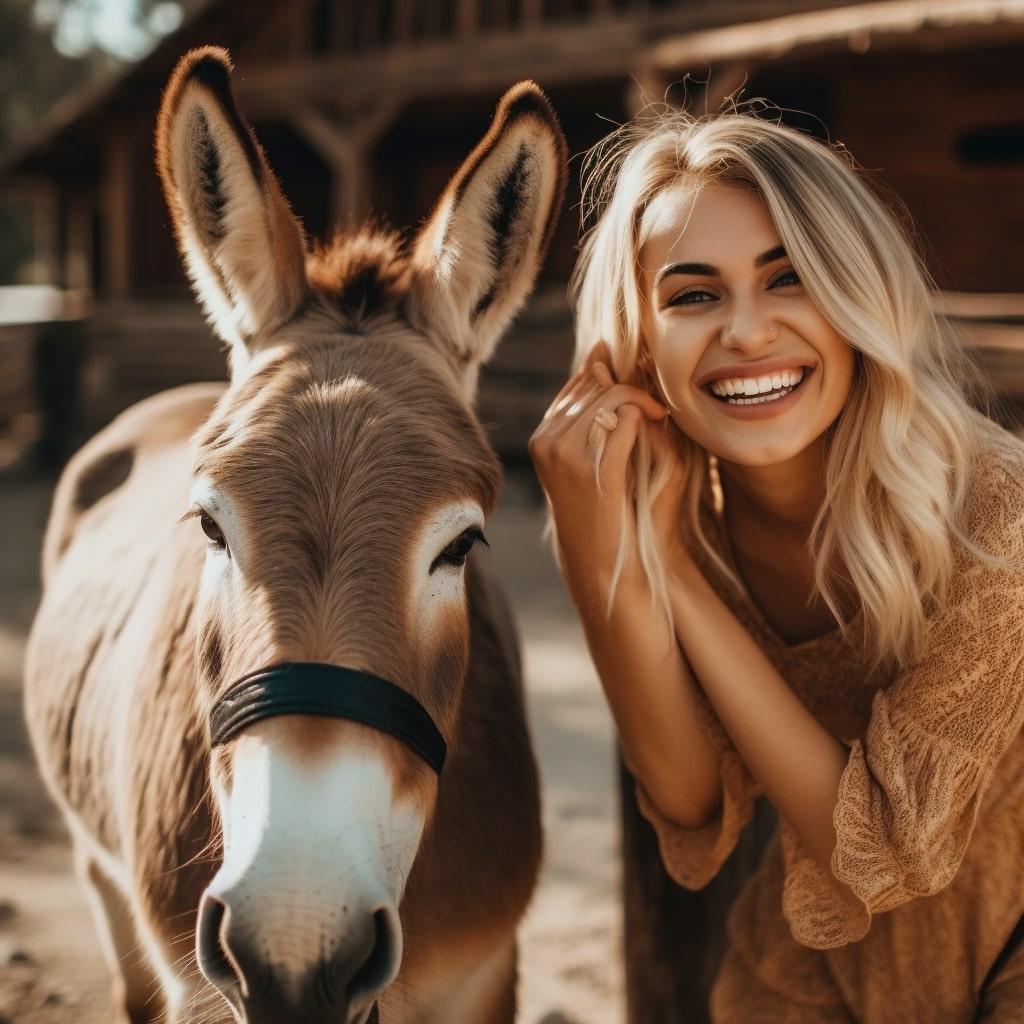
[699,361,818,420]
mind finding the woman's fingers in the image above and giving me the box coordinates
[545,378,604,439]
[538,373,668,471]
[547,339,613,414]
[591,361,614,389]
[547,359,590,412]
[597,403,643,478]
[568,378,668,431]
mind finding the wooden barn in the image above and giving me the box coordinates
[6,0,1024,466]
[5,1,1024,1020]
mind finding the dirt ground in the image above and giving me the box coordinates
[0,468,625,1023]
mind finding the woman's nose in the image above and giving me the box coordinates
[721,305,778,353]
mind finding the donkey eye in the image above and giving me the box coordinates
[431,528,487,572]
[199,512,226,550]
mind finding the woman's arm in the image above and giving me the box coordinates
[667,554,858,902]
[529,351,722,829]
[570,572,723,829]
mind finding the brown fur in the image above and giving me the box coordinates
[26,46,566,1024]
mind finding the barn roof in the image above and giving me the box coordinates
[650,0,1024,69]
[5,0,1024,180]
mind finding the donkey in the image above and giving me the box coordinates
[24,47,566,1024]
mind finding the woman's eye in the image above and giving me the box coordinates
[667,289,716,307]
[431,528,488,572]
[771,269,800,287]
[199,512,226,550]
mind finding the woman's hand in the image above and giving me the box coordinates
[528,342,668,607]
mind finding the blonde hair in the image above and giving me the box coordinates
[570,102,1004,670]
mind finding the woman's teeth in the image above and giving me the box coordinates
[708,367,807,405]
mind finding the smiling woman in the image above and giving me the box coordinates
[529,107,1024,1022]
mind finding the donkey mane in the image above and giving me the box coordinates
[306,226,410,331]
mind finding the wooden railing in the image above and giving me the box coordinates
[319,0,654,53]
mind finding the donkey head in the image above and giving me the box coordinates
[156,47,565,1023]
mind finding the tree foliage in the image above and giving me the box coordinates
[0,0,192,282]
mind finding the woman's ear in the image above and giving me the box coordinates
[155,47,307,376]
[634,343,666,401]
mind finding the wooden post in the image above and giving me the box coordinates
[457,0,478,38]
[65,191,93,293]
[620,757,777,1022]
[291,107,360,221]
[30,181,59,285]
[626,65,672,117]
[702,62,755,112]
[521,0,543,27]
[289,100,401,225]
[102,125,133,299]
[393,0,415,45]
[627,59,756,118]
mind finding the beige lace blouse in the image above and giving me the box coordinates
[635,424,1024,1023]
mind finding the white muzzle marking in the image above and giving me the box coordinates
[207,734,425,995]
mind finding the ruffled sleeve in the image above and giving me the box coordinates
[781,451,1024,949]
[629,684,763,890]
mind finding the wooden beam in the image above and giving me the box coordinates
[649,0,1024,70]
[934,291,1024,320]
[236,14,692,113]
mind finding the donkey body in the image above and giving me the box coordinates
[24,48,565,1024]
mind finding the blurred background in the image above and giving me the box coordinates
[2,1,1024,1022]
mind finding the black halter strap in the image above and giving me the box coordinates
[208,662,447,774]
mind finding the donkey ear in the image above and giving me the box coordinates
[410,82,567,385]
[155,48,307,372]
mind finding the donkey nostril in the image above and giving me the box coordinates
[338,908,399,1005]
[196,892,244,992]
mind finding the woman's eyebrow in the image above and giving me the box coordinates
[656,244,788,285]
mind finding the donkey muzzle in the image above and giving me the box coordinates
[197,890,396,1023]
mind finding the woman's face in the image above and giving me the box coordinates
[639,180,856,468]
